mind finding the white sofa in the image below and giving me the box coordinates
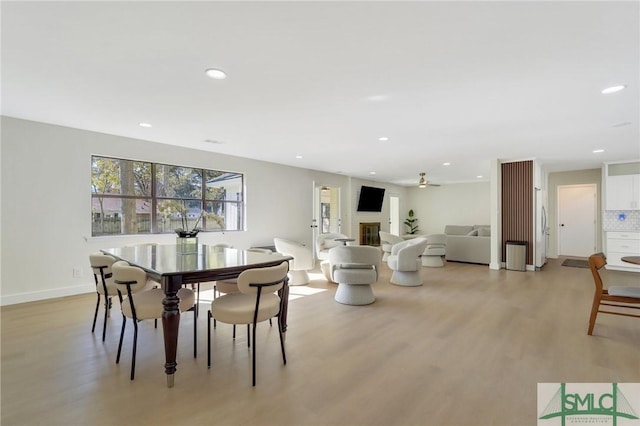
[444,225,490,265]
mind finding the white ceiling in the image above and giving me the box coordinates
[2,1,639,186]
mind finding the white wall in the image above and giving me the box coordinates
[405,181,491,235]
[1,117,409,305]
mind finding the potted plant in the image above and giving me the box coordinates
[175,210,204,238]
[404,209,419,234]
[159,200,203,237]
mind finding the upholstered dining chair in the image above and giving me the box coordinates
[422,234,447,267]
[212,247,274,334]
[89,253,120,341]
[329,245,382,305]
[112,261,197,380]
[587,252,640,335]
[184,242,233,318]
[211,243,234,299]
[207,261,289,386]
[379,231,405,261]
[273,237,314,285]
[387,237,429,286]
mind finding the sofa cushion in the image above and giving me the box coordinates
[444,225,474,236]
[477,227,491,237]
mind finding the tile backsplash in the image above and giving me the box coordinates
[603,210,640,231]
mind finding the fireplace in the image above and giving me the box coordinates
[359,222,381,246]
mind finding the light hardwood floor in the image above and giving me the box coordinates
[1,258,639,426]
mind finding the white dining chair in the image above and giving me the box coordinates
[207,261,289,386]
[112,261,197,380]
[89,253,120,341]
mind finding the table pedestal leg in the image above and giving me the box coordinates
[162,279,181,388]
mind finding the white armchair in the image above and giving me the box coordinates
[273,237,314,285]
[379,231,405,261]
[316,232,349,283]
[316,233,349,260]
[422,234,447,267]
[387,237,429,286]
[329,245,381,305]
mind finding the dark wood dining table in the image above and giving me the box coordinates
[101,244,293,387]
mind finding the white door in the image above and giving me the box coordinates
[389,196,400,235]
[557,184,597,257]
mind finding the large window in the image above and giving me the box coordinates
[91,156,244,236]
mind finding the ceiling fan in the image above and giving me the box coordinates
[418,172,440,188]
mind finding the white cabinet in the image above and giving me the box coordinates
[606,174,640,210]
[605,162,640,210]
[605,231,640,271]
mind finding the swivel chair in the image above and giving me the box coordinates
[387,238,429,286]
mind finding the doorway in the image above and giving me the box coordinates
[557,184,597,257]
[389,196,400,235]
[312,184,341,257]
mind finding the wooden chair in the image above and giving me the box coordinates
[587,252,640,335]
[207,261,289,386]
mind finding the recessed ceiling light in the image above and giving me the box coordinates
[601,85,626,94]
[369,171,376,175]
[295,155,303,159]
[443,162,451,166]
[476,175,483,179]
[139,122,152,128]
[378,137,389,141]
[205,68,227,79]
[592,149,605,153]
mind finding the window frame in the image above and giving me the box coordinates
[91,155,244,236]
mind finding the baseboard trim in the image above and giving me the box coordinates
[0,284,94,306]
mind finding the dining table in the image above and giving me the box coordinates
[101,243,293,388]
[621,256,640,265]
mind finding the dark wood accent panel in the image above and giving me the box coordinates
[501,161,534,265]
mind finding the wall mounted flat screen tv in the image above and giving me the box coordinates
[357,185,385,212]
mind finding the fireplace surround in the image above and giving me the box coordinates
[359,222,380,246]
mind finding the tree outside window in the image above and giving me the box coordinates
[91,156,244,236]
